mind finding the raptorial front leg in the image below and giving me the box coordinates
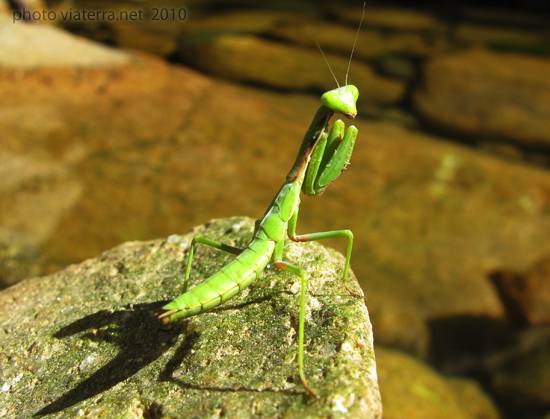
[183,235,243,293]
[303,120,358,196]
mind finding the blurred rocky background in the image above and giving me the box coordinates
[1,0,549,418]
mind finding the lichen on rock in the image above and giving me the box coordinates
[0,217,380,419]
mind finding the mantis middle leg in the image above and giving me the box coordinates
[287,203,363,300]
[183,235,243,293]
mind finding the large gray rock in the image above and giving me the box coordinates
[0,217,381,418]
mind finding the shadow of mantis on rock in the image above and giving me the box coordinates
[34,291,288,416]
[35,301,182,416]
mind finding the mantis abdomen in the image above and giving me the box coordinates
[162,240,274,321]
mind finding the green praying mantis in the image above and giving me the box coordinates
[158,10,365,398]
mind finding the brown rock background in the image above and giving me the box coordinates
[1,1,550,418]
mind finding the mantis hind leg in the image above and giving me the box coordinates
[270,238,319,398]
[183,235,243,293]
[273,257,319,399]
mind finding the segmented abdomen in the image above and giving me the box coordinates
[162,237,274,321]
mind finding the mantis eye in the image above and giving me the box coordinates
[321,85,359,119]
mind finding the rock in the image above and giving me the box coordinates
[358,104,419,129]
[374,54,417,80]
[56,8,303,58]
[110,21,180,57]
[3,45,550,362]
[447,377,501,419]
[490,255,550,325]
[335,6,440,32]
[0,150,83,288]
[267,22,433,60]
[413,48,550,149]
[376,347,480,419]
[476,141,524,164]
[330,119,550,325]
[489,326,550,405]
[0,229,45,288]
[0,14,128,287]
[175,34,405,105]
[454,23,549,55]
[460,7,550,30]
[0,54,211,287]
[0,0,48,18]
[0,14,130,68]
[0,217,381,418]
[368,298,430,359]
[180,9,302,35]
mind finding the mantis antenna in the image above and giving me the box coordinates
[345,2,366,86]
[311,31,340,88]
[312,2,366,88]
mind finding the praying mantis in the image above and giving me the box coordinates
[158,10,365,398]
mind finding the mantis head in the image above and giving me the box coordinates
[321,85,359,119]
